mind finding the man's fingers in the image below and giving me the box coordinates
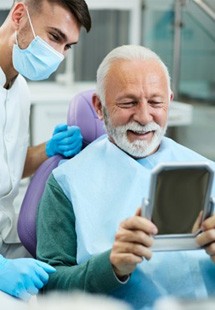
[112,242,152,261]
[204,242,215,256]
[201,215,215,231]
[196,229,215,247]
[135,208,142,216]
[115,227,154,247]
[120,216,158,235]
[192,211,203,233]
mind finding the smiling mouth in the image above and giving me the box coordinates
[128,130,155,135]
[127,130,155,142]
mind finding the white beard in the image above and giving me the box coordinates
[103,110,167,158]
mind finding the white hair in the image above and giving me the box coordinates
[96,45,171,105]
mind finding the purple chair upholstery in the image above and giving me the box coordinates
[17,155,63,257]
[67,89,105,148]
[17,89,106,257]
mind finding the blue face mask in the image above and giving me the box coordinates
[12,8,64,81]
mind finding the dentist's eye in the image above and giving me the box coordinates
[65,44,72,50]
[50,33,60,42]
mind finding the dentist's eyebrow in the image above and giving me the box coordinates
[48,27,78,45]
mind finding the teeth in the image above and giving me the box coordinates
[134,131,149,134]
[128,128,155,134]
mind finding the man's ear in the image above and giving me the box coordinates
[11,3,26,30]
[92,94,104,120]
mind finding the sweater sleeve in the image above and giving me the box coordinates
[36,174,124,293]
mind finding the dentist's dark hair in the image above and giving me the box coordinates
[13,0,91,32]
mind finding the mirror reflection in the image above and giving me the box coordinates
[152,168,211,235]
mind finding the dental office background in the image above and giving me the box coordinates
[1,0,215,201]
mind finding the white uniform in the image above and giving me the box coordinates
[0,67,30,254]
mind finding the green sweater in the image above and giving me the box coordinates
[36,174,125,293]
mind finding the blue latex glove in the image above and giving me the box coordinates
[0,255,55,301]
[46,124,83,158]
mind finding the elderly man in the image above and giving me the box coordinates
[37,45,215,309]
[0,0,91,301]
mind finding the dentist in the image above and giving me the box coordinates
[0,0,91,300]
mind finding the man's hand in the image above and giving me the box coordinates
[192,211,203,234]
[196,215,215,262]
[110,208,158,279]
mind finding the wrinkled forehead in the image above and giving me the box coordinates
[105,59,169,93]
[108,58,167,77]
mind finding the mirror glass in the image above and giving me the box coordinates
[152,167,211,235]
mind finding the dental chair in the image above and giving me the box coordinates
[17,89,106,257]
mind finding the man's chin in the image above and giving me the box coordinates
[123,138,162,158]
[108,129,164,158]
[127,147,159,159]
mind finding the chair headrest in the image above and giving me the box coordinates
[67,89,106,147]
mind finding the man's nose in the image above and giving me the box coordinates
[133,102,153,125]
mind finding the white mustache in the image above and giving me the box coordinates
[117,121,161,134]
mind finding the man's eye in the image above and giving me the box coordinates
[116,101,137,109]
[149,101,163,105]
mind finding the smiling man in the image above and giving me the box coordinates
[0,0,91,301]
[37,45,215,309]
[95,54,173,158]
